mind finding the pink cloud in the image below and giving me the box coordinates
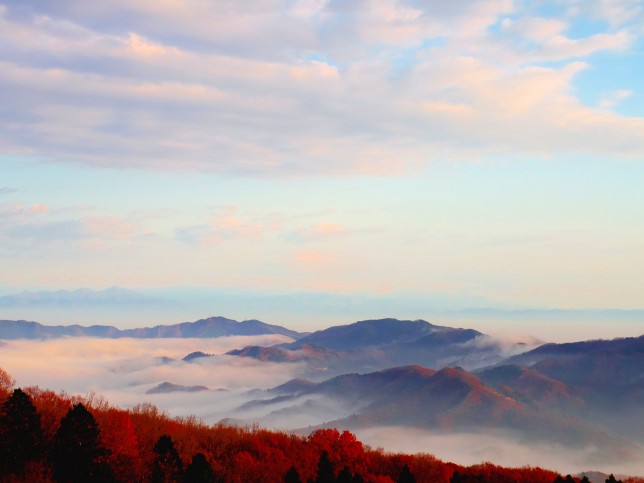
[293,250,334,265]
[174,208,283,246]
[311,223,346,235]
[29,203,49,214]
[83,215,136,239]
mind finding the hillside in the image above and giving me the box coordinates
[241,364,641,460]
[228,318,534,376]
[0,371,612,483]
[486,335,644,440]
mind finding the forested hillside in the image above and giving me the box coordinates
[1,368,640,483]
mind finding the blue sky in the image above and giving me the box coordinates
[1,0,643,332]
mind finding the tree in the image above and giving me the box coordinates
[152,434,183,483]
[606,475,622,483]
[315,450,335,483]
[0,367,15,395]
[51,403,114,482]
[398,463,416,483]
[337,465,353,483]
[184,452,216,483]
[284,465,302,483]
[0,388,44,477]
[581,477,590,483]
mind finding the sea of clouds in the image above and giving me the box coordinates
[1,335,642,477]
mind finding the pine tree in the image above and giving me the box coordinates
[315,450,335,483]
[152,434,183,483]
[0,388,44,477]
[337,465,353,483]
[398,463,416,483]
[284,465,302,483]
[184,452,216,483]
[51,403,114,482]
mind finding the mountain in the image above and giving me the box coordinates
[504,335,643,366]
[227,318,533,376]
[480,335,644,441]
[119,317,303,339]
[476,364,586,412]
[0,287,161,306]
[145,382,210,394]
[281,318,454,351]
[242,365,639,458]
[0,316,303,340]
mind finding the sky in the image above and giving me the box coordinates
[1,0,643,334]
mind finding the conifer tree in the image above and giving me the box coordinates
[51,403,114,482]
[0,388,44,477]
[152,434,183,483]
[284,465,302,483]
[337,465,353,483]
[315,450,335,483]
[398,463,416,483]
[184,452,216,483]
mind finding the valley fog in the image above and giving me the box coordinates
[2,335,642,477]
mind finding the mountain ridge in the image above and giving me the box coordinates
[0,316,303,340]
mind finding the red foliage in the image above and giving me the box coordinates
[0,374,631,483]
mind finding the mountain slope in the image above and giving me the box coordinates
[484,335,644,441]
[282,318,455,351]
[245,364,637,455]
[504,335,643,366]
[228,318,529,376]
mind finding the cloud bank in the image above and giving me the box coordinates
[0,1,642,176]
[1,334,643,475]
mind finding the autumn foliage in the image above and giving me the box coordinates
[0,372,641,483]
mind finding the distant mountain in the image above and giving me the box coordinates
[146,382,210,394]
[119,317,303,339]
[281,318,454,351]
[0,287,161,306]
[480,335,644,441]
[476,364,586,412]
[182,351,212,362]
[0,316,303,340]
[228,318,533,376]
[503,335,643,366]
[244,365,638,457]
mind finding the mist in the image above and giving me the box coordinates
[354,427,644,477]
[0,335,296,407]
[1,336,642,477]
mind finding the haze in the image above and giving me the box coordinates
[0,0,643,343]
[2,335,642,476]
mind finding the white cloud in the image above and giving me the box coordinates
[0,1,642,176]
[0,202,154,256]
[599,89,633,109]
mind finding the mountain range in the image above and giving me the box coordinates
[2,312,642,469]
[0,316,303,340]
[227,318,537,375]
[233,335,643,465]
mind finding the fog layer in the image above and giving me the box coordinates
[1,336,642,477]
